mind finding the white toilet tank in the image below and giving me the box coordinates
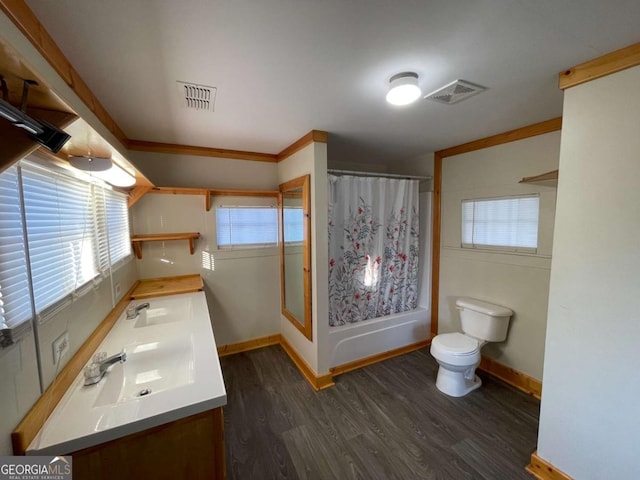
[456,297,513,342]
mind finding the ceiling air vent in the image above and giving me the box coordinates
[424,79,487,105]
[177,81,217,112]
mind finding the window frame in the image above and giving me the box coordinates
[461,194,540,254]
[213,196,279,251]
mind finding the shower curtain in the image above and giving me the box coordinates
[328,174,419,326]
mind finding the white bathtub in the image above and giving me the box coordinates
[328,307,430,368]
[27,291,226,455]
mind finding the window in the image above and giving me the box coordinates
[22,163,100,314]
[94,185,132,272]
[0,158,133,336]
[283,207,304,244]
[0,166,32,330]
[104,188,132,266]
[462,195,539,252]
[216,206,278,248]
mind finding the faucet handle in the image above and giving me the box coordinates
[92,351,107,363]
[84,363,100,379]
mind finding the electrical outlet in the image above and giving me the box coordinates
[52,331,70,366]
[114,282,121,297]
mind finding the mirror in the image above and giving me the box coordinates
[279,175,312,340]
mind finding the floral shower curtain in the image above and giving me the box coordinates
[328,175,419,326]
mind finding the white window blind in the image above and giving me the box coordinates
[0,166,32,329]
[22,163,100,315]
[104,187,132,265]
[93,185,110,274]
[0,159,133,337]
[462,195,539,252]
[216,206,278,248]
[283,207,304,243]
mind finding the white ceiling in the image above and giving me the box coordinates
[23,0,640,166]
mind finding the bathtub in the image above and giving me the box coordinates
[27,291,226,455]
[329,192,432,368]
[328,307,430,368]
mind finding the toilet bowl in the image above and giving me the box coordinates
[430,298,512,397]
[430,332,483,397]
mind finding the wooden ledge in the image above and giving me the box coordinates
[131,274,204,299]
[131,232,200,259]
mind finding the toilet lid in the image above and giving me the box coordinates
[433,333,479,355]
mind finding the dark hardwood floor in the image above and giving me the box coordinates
[220,346,539,480]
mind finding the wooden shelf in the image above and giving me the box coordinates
[519,169,558,187]
[131,274,204,299]
[131,232,200,259]
[146,187,280,212]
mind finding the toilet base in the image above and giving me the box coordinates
[435,366,482,397]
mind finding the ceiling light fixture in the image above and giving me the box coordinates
[386,72,421,106]
[68,156,136,188]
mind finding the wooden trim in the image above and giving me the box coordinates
[430,153,442,337]
[149,186,208,195]
[150,187,279,198]
[210,188,280,198]
[12,281,139,455]
[559,41,640,90]
[330,339,431,377]
[478,355,542,399]
[277,130,328,162]
[127,185,152,208]
[278,175,313,341]
[127,139,278,163]
[526,451,573,480]
[217,334,282,357]
[130,274,204,299]
[279,336,334,391]
[0,0,128,146]
[436,117,562,159]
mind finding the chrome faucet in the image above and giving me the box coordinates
[126,302,150,319]
[84,351,127,386]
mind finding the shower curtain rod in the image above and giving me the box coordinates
[327,169,432,181]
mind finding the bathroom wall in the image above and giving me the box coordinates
[537,65,640,480]
[277,142,329,374]
[130,151,279,189]
[0,12,140,455]
[130,190,282,347]
[438,131,560,380]
[0,331,40,455]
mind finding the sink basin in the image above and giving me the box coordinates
[27,291,227,456]
[93,335,195,408]
[133,296,193,328]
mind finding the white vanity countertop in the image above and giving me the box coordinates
[27,291,227,455]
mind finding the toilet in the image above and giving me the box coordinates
[430,297,513,397]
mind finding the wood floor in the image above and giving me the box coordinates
[220,346,539,480]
